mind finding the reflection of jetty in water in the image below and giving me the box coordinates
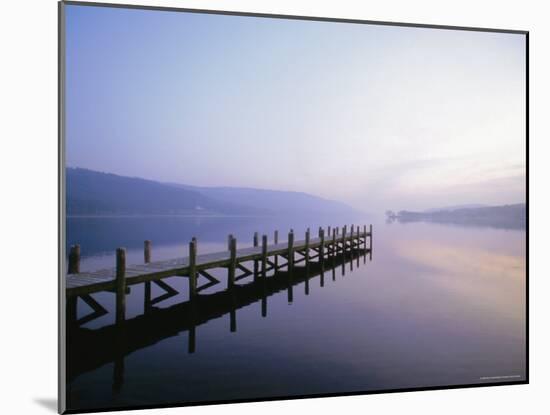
[66,225,373,388]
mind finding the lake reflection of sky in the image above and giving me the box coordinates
[67,217,526,411]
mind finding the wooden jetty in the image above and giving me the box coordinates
[67,242,371,382]
[66,224,373,326]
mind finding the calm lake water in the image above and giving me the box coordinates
[66,215,526,411]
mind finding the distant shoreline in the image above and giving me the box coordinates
[387,203,526,231]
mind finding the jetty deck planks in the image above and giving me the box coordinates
[66,225,373,298]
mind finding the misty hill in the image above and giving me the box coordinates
[395,203,526,230]
[66,168,258,216]
[66,168,357,217]
[167,183,357,217]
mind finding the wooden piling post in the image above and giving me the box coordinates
[332,228,336,257]
[328,226,331,237]
[321,232,327,282]
[112,355,125,394]
[227,234,233,251]
[357,235,360,267]
[261,296,267,317]
[274,230,279,269]
[67,296,77,327]
[144,280,151,313]
[68,244,80,274]
[143,240,151,263]
[320,228,325,260]
[288,284,294,303]
[228,236,236,288]
[189,239,197,298]
[188,326,196,353]
[342,225,347,256]
[350,226,355,271]
[353,226,358,270]
[341,254,346,276]
[336,227,340,255]
[230,309,237,332]
[305,228,310,265]
[253,232,259,278]
[261,235,268,278]
[364,225,368,264]
[288,231,294,271]
[115,248,126,326]
[143,240,152,312]
[287,231,295,303]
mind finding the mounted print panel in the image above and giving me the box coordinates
[59,1,528,413]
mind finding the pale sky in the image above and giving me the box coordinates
[65,4,526,213]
